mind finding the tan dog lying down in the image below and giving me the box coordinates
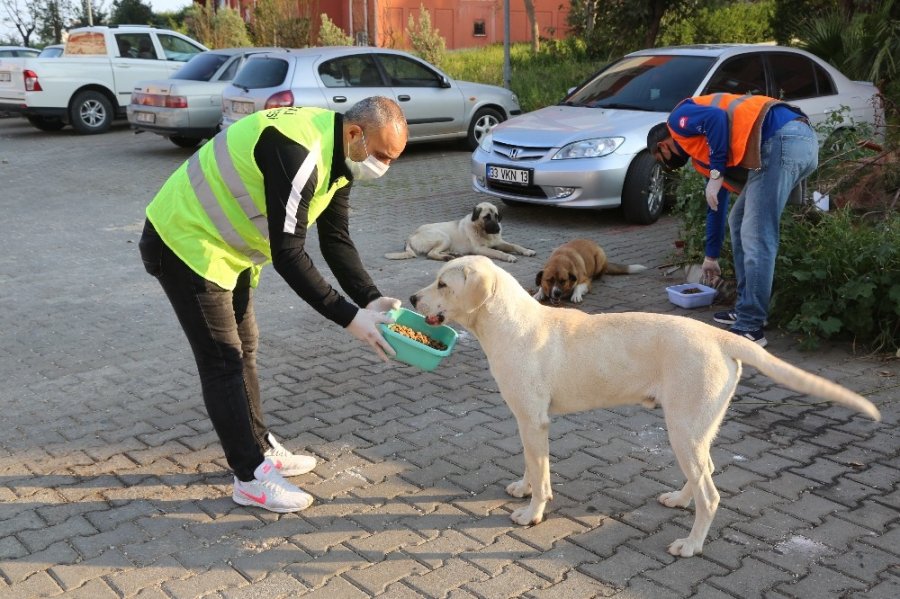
[384,202,535,263]
[410,256,880,557]
[534,238,647,304]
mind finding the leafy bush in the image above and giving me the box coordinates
[406,4,446,68]
[317,13,353,46]
[772,207,899,351]
[184,4,251,49]
[659,0,776,46]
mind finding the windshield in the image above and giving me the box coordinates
[173,52,230,81]
[564,55,716,112]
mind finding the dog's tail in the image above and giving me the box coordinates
[603,262,648,276]
[384,241,416,260]
[725,337,881,421]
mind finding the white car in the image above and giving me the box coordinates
[221,47,522,149]
[128,47,280,148]
[0,26,206,134]
[472,44,883,224]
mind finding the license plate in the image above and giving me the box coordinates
[232,101,255,115]
[0,73,10,82]
[135,111,155,124]
[487,164,531,185]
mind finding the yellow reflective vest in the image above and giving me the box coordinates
[146,107,349,290]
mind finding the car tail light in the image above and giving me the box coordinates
[265,90,294,109]
[130,92,188,108]
[23,70,42,92]
[165,96,188,108]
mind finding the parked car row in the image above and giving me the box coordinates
[128,45,522,151]
[7,36,882,226]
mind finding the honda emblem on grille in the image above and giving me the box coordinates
[508,148,521,160]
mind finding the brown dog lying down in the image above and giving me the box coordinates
[410,256,880,558]
[534,238,647,304]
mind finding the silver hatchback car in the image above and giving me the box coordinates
[221,47,521,149]
[472,44,882,224]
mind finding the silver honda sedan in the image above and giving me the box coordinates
[472,44,883,224]
[221,47,522,149]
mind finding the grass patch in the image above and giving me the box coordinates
[441,43,601,113]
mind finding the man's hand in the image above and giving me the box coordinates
[365,296,401,313]
[346,308,396,362]
[705,177,724,211]
[702,257,721,286]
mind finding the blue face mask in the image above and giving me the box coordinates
[345,130,389,180]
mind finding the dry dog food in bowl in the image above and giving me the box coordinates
[380,308,458,371]
[387,323,448,351]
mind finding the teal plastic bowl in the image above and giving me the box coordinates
[380,308,458,371]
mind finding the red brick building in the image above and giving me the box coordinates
[203,0,571,50]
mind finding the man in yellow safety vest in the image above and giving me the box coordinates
[139,96,408,513]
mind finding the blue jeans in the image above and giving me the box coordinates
[139,219,268,481]
[729,119,818,332]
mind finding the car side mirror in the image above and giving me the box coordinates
[440,75,452,89]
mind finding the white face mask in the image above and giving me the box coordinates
[345,130,389,180]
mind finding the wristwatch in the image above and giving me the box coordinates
[709,169,722,180]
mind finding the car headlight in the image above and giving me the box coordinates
[479,131,493,152]
[552,137,624,160]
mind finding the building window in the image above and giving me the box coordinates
[473,20,486,37]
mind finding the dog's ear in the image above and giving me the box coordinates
[461,260,495,314]
[495,210,502,222]
[471,205,481,222]
[568,273,577,283]
[534,270,544,286]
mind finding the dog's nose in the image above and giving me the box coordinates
[409,294,418,307]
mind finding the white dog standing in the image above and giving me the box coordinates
[385,202,535,262]
[410,256,880,557]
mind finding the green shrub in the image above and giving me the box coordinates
[406,4,446,68]
[659,0,776,46]
[317,13,353,46]
[772,207,899,352]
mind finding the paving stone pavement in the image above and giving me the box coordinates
[0,116,897,599]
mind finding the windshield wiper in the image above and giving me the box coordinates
[595,102,651,111]
[557,100,579,106]
[235,83,250,92]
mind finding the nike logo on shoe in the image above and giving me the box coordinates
[238,489,267,504]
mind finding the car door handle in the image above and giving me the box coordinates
[398,95,410,102]
[332,96,347,103]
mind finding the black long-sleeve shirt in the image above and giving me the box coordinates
[254,114,380,327]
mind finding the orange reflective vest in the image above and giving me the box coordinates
[668,93,787,192]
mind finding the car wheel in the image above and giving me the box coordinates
[467,107,503,151]
[621,151,665,225]
[169,135,202,149]
[26,115,65,131]
[69,90,113,134]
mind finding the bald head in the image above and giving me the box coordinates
[345,96,408,139]
[343,96,408,165]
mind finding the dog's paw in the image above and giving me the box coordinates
[510,504,544,526]
[503,255,517,263]
[506,479,532,498]
[658,490,692,508]
[522,249,536,257]
[668,537,703,558]
[570,293,584,303]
